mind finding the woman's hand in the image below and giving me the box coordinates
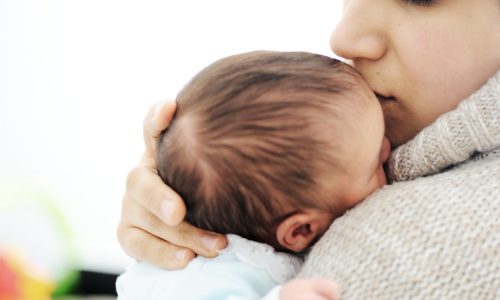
[280,278,339,300]
[117,101,227,269]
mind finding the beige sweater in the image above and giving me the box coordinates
[298,70,500,299]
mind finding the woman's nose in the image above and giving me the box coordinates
[330,0,387,62]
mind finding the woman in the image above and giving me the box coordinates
[118,0,500,297]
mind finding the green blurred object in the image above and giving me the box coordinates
[0,179,80,297]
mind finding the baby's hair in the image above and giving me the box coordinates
[157,51,367,251]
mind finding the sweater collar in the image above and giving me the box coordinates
[388,70,500,182]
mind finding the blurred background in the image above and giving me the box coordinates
[0,0,342,298]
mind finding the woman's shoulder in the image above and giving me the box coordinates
[298,150,500,299]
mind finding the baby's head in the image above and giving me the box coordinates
[157,51,389,253]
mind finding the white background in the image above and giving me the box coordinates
[0,0,343,273]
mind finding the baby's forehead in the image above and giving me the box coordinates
[303,74,376,116]
[302,79,379,150]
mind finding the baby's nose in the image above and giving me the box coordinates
[380,136,391,164]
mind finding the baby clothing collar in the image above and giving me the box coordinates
[219,234,303,284]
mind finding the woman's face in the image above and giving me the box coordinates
[331,0,500,146]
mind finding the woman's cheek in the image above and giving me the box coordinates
[400,61,459,127]
[405,24,484,118]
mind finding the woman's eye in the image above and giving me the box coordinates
[402,0,434,6]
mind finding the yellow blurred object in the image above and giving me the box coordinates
[0,249,55,300]
[0,181,79,298]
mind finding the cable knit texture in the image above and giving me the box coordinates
[389,71,500,181]
[297,70,500,299]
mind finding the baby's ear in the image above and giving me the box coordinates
[275,210,334,253]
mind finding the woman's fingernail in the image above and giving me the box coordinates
[152,100,172,128]
[176,249,188,261]
[161,199,175,223]
[202,235,220,252]
[151,105,162,128]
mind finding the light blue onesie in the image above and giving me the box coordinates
[116,235,302,300]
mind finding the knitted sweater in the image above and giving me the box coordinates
[297,70,500,299]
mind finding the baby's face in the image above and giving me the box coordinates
[325,85,390,211]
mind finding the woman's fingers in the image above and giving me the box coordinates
[117,224,195,270]
[126,162,186,226]
[280,279,340,300]
[118,100,227,268]
[120,164,227,266]
[137,100,187,226]
[308,279,340,300]
[118,99,227,268]
[143,100,177,158]
[122,190,227,258]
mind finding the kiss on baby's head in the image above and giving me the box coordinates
[157,51,387,253]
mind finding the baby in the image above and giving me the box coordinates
[116,51,390,300]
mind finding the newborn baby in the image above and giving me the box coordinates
[117,51,390,300]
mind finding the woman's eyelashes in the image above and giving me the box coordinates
[401,0,434,7]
